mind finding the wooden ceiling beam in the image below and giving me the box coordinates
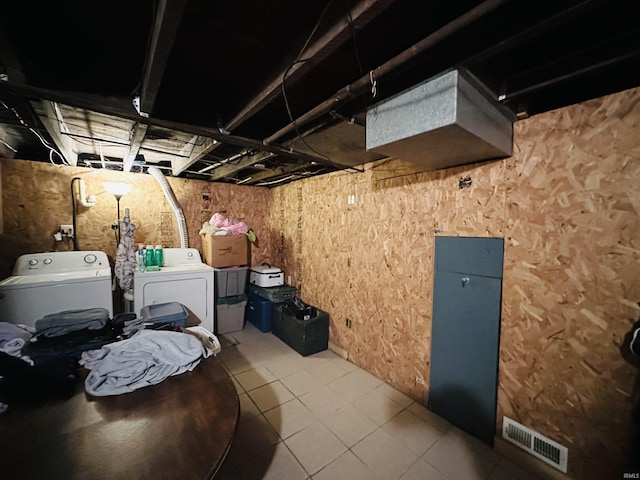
[173,135,219,175]
[0,82,339,168]
[122,122,148,172]
[33,100,76,166]
[244,161,312,185]
[209,151,276,181]
[138,0,188,116]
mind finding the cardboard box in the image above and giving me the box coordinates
[201,234,249,268]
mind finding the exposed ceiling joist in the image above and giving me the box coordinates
[2,0,639,186]
[209,151,276,181]
[245,161,312,185]
[173,135,218,175]
[34,101,76,166]
[138,0,189,116]
[123,122,148,172]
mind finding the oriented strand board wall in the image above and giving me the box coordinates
[499,91,640,479]
[0,160,272,279]
[271,87,640,478]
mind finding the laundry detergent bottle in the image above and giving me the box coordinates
[145,244,155,267]
[155,245,163,267]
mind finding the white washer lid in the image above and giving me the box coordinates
[0,269,111,290]
[134,264,213,279]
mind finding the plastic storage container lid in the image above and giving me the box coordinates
[250,265,282,274]
[217,294,248,305]
[140,302,188,323]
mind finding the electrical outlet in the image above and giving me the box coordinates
[61,225,74,237]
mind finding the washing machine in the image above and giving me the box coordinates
[0,251,113,328]
[133,248,215,331]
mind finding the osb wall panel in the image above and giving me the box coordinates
[272,88,640,478]
[272,157,507,401]
[0,159,272,279]
[499,88,640,479]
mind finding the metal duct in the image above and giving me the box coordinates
[147,166,188,248]
[366,69,515,170]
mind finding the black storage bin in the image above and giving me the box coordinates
[271,299,329,356]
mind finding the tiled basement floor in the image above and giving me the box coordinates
[215,322,540,480]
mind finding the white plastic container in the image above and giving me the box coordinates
[249,265,284,287]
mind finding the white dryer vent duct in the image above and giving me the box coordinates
[366,69,515,170]
[147,166,188,248]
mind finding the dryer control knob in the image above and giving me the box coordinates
[84,254,97,264]
[28,259,38,266]
[43,258,52,265]
[188,251,193,258]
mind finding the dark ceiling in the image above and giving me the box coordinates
[1,0,639,186]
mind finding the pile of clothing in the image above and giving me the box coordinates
[0,306,218,411]
[199,212,256,242]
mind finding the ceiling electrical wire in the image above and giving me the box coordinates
[0,138,18,152]
[1,99,68,166]
[280,0,364,174]
[280,0,337,165]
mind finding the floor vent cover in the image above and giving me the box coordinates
[502,417,568,473]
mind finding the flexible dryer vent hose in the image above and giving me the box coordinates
[147,167,189,248]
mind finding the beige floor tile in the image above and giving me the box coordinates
[235,365,277,391]
[383,409,445,456]
[329,356,360,372]
[285,422,347,475]
[298,384,347,418]
[398,458,449,480]
[321,404,378,447]
[375,382,414,408]
[446,426,500,462]
[238,442,308,480]
[406,402,451,433]
[352,428,419,480]
[222,355,255,375]
[238,392,261,423]
[312,451,376,480]
[354,388,406,426]
[264,354,307,378]
[422,428,497,480]
[494,457,543,480]
[280,369,324,397]
[328,368,382,401]
[248,380,295,413]
[304,359,349,385]
[221,323,512,480]
[264,398,317,439]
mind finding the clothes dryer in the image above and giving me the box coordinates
[133,248,215,331]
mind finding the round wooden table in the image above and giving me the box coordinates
[0,356,239,480]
